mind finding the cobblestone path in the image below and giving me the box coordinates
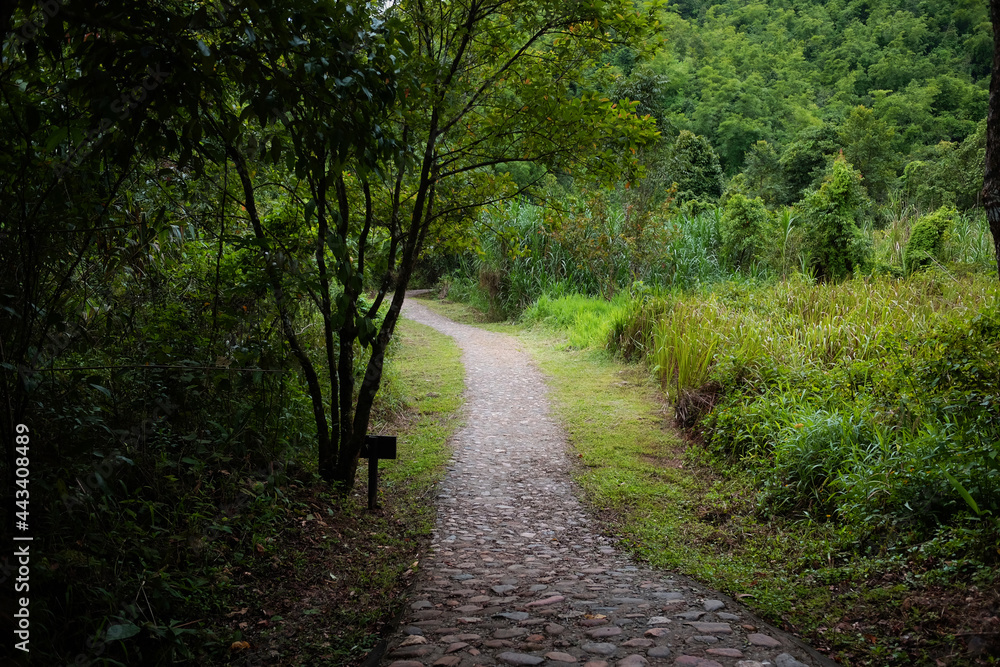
[383,299,836,667]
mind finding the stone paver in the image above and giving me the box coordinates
[382,299,836,667]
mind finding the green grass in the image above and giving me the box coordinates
[413,294,518,335]
[205,317,466,667]
[379,317,465,492]
[645,272,1000,397]
[520,293,626,348]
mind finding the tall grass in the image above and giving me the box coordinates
[868,208,996,274]
[645,272,999,398]
[623,273,1000,540]
[942,210,996,267]
[447,201,741,320]
[660,209,728,288]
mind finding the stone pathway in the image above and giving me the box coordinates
[383,299,837,667]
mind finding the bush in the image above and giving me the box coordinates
[903,206,955,273]
[607,290,672,361]
[699,291,1000,544]
[799,155,871,281]
[720,193,770,271]
[761,408,877,516]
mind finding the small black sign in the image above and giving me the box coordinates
[362,435,397,460]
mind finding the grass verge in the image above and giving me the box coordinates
[532,329,998,666]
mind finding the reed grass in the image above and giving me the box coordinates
[647,272,1000,399]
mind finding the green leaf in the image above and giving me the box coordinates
[942,468,982,516]
[44,127,69,152]
[106,623,141,642]
[89,383,112,399]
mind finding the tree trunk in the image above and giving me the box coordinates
[227,145,334,469]
[984,0,1000,280]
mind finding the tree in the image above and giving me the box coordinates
[838,105,897,202]
[2,0,657,498]
[778,124,839,205]
[0,0,202,510]
[669,130,723,205]
[198,0,407,489]
[742,140,783,206]
[196,0,659,490]
[720,193,770,270]
[983,0,1000,280]
[609,66,669,130]
[322,0,659,488]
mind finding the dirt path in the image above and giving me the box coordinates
[383,299,835,667]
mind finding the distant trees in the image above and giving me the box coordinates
[643,0,989,206]
[839,106,898,202]
[669,130,723,205]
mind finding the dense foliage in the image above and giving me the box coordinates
[432,3,1000,665]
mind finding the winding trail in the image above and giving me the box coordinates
[382,299,835,667]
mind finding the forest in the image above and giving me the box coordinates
[1,0,999,665]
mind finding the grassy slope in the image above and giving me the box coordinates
[419,297,999,667]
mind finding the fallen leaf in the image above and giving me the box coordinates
[230,641,250,651]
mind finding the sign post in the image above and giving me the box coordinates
[361,435,397,510]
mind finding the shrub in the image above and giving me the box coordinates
[720,193,770,271]
[669,130,723,205]
[607,291,672,361]
[903,206,955,273]
[799,155,871,281]
[761,408,876,516]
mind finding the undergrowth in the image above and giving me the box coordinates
[19,311,462,666]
